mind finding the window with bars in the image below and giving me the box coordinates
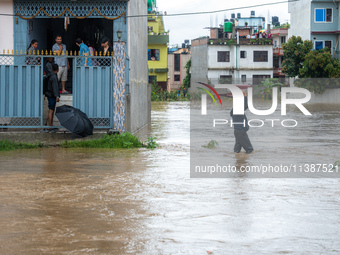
[281,37,286,44]
[315,40,332,51]
[174,54,180,71]
[315,8,332,22]
[240,51,247,58]
[217,51,230,62]
[253,51,268,62]
[219,75,232,84]
[174,75,180,81]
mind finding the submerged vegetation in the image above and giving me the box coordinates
[145,136,159,149]
[202,140,219,149]
[0,140,44,151]
[151,81,190,101]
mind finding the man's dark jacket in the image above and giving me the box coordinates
[45,73,60,99]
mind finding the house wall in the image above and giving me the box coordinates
[311,2,339,32]
[288,0,311,40]
[126,0,150,133]
[207,70,273,83]
[191,41,273,88]
[207,45,273,71]
[0,0,14,50]
[310,1,339,58]
[237,29,251,37]
[167,52,191,91]
[190,43,208,90]
[148,43,168,82]
[309,88,340,104]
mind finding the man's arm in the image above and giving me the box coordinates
[52,45,60,56]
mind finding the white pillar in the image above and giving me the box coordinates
[0,0,14,51]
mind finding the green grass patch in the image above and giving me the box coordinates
[60,132,143,149]
[0,140,44,151]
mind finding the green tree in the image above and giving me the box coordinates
[295,49,340,93]
[281,36,313,77]
[182,59,191,89]
[299,48,340,78]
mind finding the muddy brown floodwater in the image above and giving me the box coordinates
[1,101,340,254]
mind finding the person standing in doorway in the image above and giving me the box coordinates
[41,64,60,133]
[52,35,70,94]
[75,38,92,67]
[86,40,97,66]
[230,90,254,154]
[98,37,113,66]
[26,39,40,65]
[44,57,55,76]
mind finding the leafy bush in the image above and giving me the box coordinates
[145,136,159,149]
[151,80,189,101]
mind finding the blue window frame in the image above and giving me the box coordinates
[315,40,332,51]
[315,41,323,50]
[315,8,332,22]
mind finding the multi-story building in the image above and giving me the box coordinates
[191,35,273,88]
[0,0,149,133]
[167,43,191,92]
[289,0,340,59]
[271,28,288,79]
[147,0,169,90]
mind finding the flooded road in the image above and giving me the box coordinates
[1,101,340,254]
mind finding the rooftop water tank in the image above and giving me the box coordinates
[224,22,233,33]
[272,16,279,24]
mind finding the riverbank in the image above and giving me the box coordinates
[0,131,148,150]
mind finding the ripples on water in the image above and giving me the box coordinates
[0,101,340,254]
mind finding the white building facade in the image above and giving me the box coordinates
[191,37,273,87]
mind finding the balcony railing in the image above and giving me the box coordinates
[148,34,169,44]
[208,38,273,45]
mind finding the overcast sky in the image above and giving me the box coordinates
[157,0,290,46]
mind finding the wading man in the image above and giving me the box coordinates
[230,90,254,154]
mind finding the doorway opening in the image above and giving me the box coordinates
[27,18,114,92]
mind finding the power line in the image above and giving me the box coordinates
[0,0,298,18]
[131,0,298,18]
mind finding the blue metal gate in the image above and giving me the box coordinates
[0,55,43,128]
[0,45,126,131]
[73,56,113,128]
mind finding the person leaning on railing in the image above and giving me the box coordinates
[26,39,41,65]
[75,38,92,67]
[98,37,113,66]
